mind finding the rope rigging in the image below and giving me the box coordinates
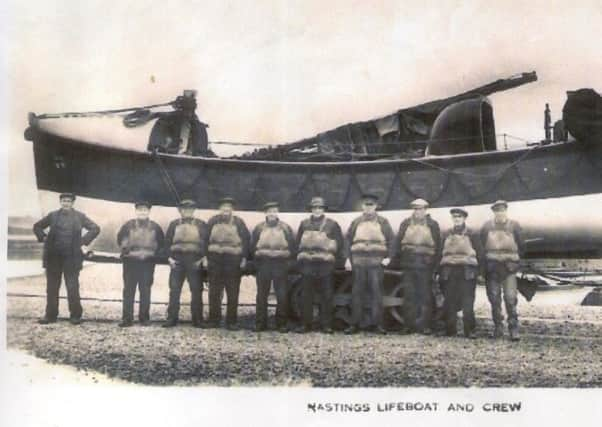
[31,98,538,148]
[151,150,181,205]
[36,101,175,120]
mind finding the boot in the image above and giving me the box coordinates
[162,319,177,328]
[375,326,387,335]
[492,324,504,339]
[344,325,357,335]
[226,323,239,331]
[509,329,520,341]
[192,321,203,329]
[37,317,56,325]
[400,326,414,335]
[118,320,133,328]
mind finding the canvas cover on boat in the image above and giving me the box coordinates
[241,72,537,160]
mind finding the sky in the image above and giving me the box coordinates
[3,0,602,216]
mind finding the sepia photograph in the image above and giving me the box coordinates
[1,1,601,425]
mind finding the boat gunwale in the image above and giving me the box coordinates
[28,124,579,171]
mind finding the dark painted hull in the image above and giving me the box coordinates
[29,126,602,212]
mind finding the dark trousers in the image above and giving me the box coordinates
[301,272,334,329]
[441,266,476,335]
[167,255,203,324]
[402,267,433,332]
[208,254,242,325]
[255,259,290,328]
[122,259,155,322]
[44,254,82,320]
[351,265,384,328]
[486,269,519,332]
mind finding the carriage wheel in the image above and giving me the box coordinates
[289,274,304,320]
[288,271,354,329]
[383,277,404,329]
[332,273,352,330]
[335,270,406,330]
[289,270,406,330]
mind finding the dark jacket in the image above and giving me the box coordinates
[345,214,395,265]
[393,214,441,269]
[250,219,296,261]
[479,219,525,258]
[296,216,345,274]
[33,208,100,269]
[116,219,166,260]
[164,218,208,260]
[480,218,524,276]
[438,225,486,278]
[206,214,250,259]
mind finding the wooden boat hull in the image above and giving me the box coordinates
[28,126,602,213]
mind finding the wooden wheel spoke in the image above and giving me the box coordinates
[384,280,405,326]
[334,294,351,306]
[383,296,402,307]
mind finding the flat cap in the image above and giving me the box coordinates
[450,208,468,217]
[361,193,379,204]
[134,200,152,209]
[491,200,508,211]
[179,199,197,208]
[309,196,327,209]
[218,197,236,207]
[263,201,279,210]
[59,192,76,201]
[410,198,429,208]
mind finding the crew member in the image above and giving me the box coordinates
[295,197,344,334]
[395,199,441,335]
[480,200,524,341]
[33,193,100,325]
[250,202,296,332]
[344,194,394,335]
[116,201,165,327]
[438,208,485,338]
[147,91,209,156]
[163,199,208,328]
[206,197,250,330]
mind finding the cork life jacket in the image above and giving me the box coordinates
[255,222,290,259]
[485,221,519,262]
[441,228,478,266]
[208,217,242,255]
[401,218,436,255]
[122,220,159,260]
[351,218,387,257]
[171,219,202,254]
[297,218,337,263]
